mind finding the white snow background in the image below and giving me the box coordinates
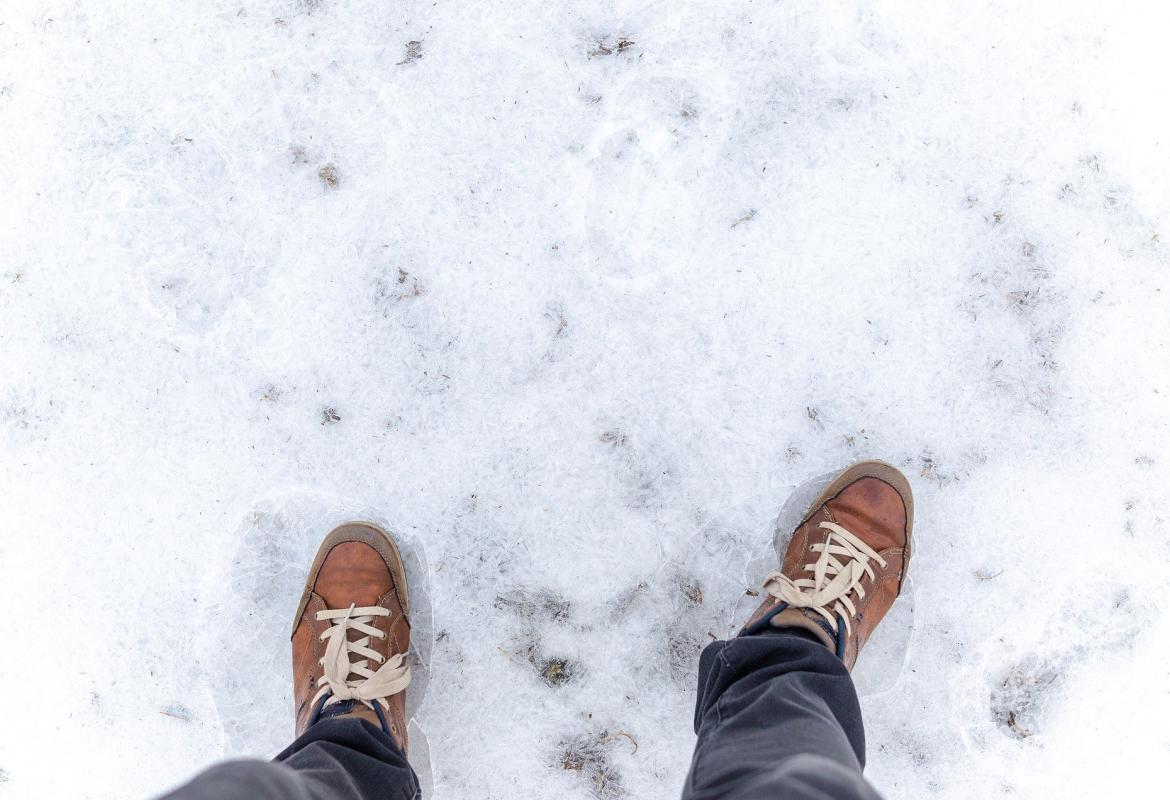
[1,1,1168,798]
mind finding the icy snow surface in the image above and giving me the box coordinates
[2,1,1169,798]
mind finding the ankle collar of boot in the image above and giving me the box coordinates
[308,694,394,737]
[742,603,845,660]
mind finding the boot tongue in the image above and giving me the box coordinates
[315,698,385,730]
[316,698,358,720]
[769,607,838,653]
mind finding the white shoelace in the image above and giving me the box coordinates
[312,604,411,714]
[762,521,888,639]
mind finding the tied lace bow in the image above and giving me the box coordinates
[762,521,887,638]
[312,604,411,712]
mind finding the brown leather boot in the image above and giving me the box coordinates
[743,460,914,670]
[291,522,412,749]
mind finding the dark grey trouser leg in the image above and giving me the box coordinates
[158,718,419,800]
[682,630,884,800]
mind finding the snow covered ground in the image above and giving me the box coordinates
[2,1,1168,798]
